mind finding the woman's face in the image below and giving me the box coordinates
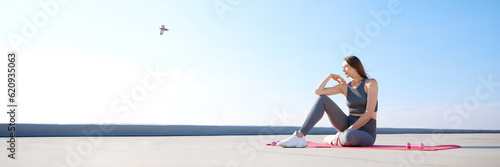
[342,61,357,78]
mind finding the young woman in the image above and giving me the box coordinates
[277,56,378,147]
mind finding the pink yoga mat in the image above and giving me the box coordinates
[268,141,461,151]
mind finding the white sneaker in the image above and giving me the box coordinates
[276,131,307,148]
[323,132,341,146]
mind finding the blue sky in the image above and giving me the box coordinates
[1,0,500,130]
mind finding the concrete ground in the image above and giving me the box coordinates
[1,133,499,167]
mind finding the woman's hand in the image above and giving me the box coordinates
[330,74,347,85]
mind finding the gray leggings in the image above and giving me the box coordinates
[299,95,376,146]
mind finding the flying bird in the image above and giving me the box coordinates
[159,25,169,35]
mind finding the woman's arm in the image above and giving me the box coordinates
[314,74,347,96]
[348,79,378,130]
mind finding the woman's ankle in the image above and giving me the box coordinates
[297,131,305,138]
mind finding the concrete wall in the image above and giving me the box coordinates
[1,124,499,137]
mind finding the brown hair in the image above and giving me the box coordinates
[344,56,369,78]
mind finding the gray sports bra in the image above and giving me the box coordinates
[346,78,378,115]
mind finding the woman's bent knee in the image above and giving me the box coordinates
[318,94,331,101]
[339,129,375,147]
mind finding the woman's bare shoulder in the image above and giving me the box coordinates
[364,78,378,92]
[366,78,377,84]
